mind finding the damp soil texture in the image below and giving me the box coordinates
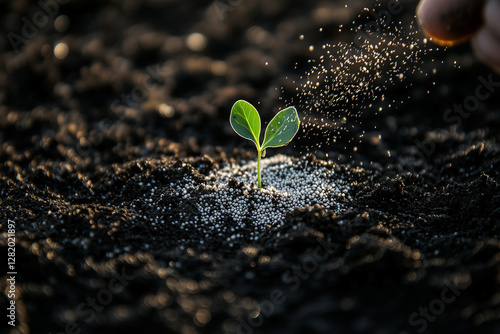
[1,0,500,334]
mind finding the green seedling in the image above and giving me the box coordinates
[230,100,300,188]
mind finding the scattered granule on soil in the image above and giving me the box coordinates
[182,155,350,244]
[123,155,351,248]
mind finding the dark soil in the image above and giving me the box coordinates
[1,0,500,334]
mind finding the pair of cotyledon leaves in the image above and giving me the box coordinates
[230,100,300,152]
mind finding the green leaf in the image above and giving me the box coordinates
[262,106,300,150]
[230,100,261,149]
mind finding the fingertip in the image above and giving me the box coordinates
[416,0,431,29]
[417,0,485,44]
[416,0,426,26]
[484,0,500,40]
[472,27,500,71]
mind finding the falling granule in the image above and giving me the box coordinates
[283,0,446,156]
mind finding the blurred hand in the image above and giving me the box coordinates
[417,0,500,71]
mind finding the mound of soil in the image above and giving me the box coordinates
[1,0,500,333]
